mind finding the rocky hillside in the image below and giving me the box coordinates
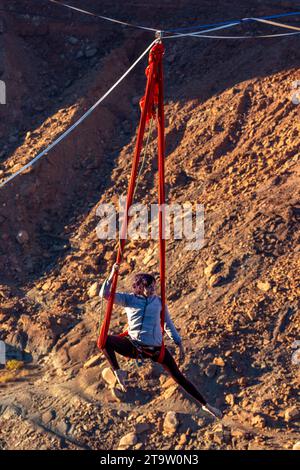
[0,0,299,450]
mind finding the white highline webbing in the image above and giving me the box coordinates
[252,17,300,32]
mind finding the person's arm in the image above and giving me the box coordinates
[164,304,182,345]
[164,304,185,363]
[99,263,128,307]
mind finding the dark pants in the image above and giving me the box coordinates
[103,334,206,406]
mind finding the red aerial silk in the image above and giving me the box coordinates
[97,42,166,364]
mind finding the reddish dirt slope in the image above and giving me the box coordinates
[0,0,299,450]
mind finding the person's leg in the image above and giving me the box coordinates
[103,334,137,371]
[156,348,222,418]
[159,348,207,405]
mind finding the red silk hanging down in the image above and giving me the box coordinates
[97,42,166,364]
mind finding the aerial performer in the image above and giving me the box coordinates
[100,263,223,419]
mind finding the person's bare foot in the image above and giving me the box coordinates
[202,403,223,419]
[114,369,127,392]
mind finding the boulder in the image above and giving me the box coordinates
[118,432,138,450]
[204,260,222,277]
[163,411,179,436]
[205,364,218,378]
[225,394,235,406]
[284,406,299,423]
[101,367,116,387]
[257,281,271,292]
[292,441,300,450]
[68,36,79,45]
[162,384,179,400]
[213,357,225,367]
[84,354,102,369]
[213,424,231,445]
[209,274,223,287]
[135,423,150,434]
[251,414,266,428]
[87,282,99,299]
[85,48,98,58]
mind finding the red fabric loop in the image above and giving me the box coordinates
[140,43,165,124]
[97,42,166,364]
